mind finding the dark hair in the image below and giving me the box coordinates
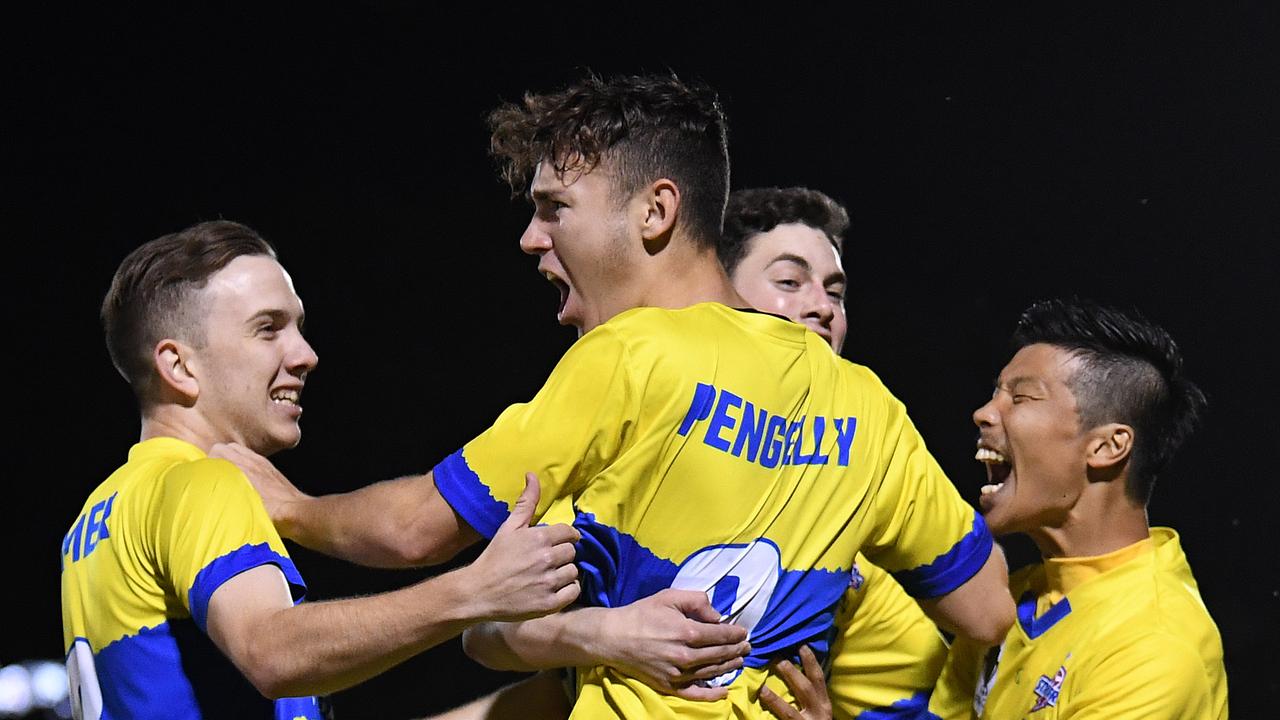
[720,187,849,276]
[487,72,730,249]
[1011,298,1206,504]
[102,220,276,394]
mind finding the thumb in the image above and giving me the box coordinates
[666,588,722,623]
[497,472,541,533]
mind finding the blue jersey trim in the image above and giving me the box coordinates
[855,690,931,719]
[1016,589,1072,639]
[274,696,324,720]
[891,513,993,600]
[94,622,201,719]
[188,543,306,632]
[433,449,508,538]
[573,511,849,671]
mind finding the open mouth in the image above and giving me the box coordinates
[975,446,1012,509]
[544,271,570,317]
[270,387,302,414]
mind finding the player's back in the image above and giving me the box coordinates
[436,303,991,718]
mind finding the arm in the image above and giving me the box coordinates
[462,589,750,701]
[212,442,478,568]
[918,543,1014,647]
[206,476,581,698]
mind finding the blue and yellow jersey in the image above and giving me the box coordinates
[928,528,1227,720]
[59,437,322,720]
[826,556,947,719]
[434,303,991,718]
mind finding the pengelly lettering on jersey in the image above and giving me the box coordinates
[677,382,858,468]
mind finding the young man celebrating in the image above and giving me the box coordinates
[61,221,581,719]
[230,74,1014,718]
[455,186,947,720]
[927,299,1227,719]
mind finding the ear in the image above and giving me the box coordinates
[1085,422,1133,471]
[153,338,200,404]
[638,178,681,251]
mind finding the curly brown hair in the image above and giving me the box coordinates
[487,72,730,249]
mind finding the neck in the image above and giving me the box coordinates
[1028,483,1150,559]
[634,240,745,311]
[141,405,223,454]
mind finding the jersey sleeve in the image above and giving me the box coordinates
[433,326,636,538]
[1061,633,1214,720]
[858,392,993,599]
[155,458,306,632]
[826,556,947,720]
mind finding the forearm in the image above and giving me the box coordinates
[281,472,477,568]
[463,607,608,672]
[920,543,1014,646]
[246,564,489,697]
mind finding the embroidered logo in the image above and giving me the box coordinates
[850,562,865,591]
[1030,664,1067,712]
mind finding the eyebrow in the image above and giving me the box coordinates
[529,188,560,204]
[767,253,811,272]
[250,308,304,330]
[995,375,1044,390]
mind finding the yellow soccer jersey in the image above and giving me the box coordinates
[60,437,321,720]
[928,528,1227,720]
[434,303,991,718]
[826,556,947,719]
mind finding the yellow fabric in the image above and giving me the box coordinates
[929,528,1228,720]
[435,303,987,719]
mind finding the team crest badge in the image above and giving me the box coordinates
[849,562,865,591]
[1030,663,1067,712]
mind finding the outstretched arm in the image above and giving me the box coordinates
[212,442,478,568]
[206,477,581,698]
[462,589,751,701]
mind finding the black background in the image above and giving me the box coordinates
[6,4,1277,717]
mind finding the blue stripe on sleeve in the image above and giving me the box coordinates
[857,691,932,719]
[188,543,306,631]
[891,513,993,599]
[432,448,511,539]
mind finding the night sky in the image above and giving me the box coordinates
[7,4,1277,717]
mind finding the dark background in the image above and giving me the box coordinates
[6,4,1277,717]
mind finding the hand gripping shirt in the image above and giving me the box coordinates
[434,303,992,718]
[826,555,947,719]
[60,437,322,720]
[927,528,1227,720]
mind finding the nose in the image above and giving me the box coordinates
[287,332,320,379]
[973,394,1000,429]
[520,218,552,256]
[802,283,836,328]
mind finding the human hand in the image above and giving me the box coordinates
[759,646,832,720]
[210,442,310,532]
[464,473,581,622]
[596,589,751,701]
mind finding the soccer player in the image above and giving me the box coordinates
[926,298,1228,719]
[454,187,948,720]
[60,221,581,720]
[227,74,1015,718]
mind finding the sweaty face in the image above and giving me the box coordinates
[729,223,847,352]
[972,343,1093,536]
[520,161,638,335]
[190,255,319,456]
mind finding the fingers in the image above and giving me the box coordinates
[684,620,749,648]
[498,474,541,532]
[797,645,824,693]
[758,685,800,720]
[663,588,723,624]
[686,656,745,682]
[771,659,807,708]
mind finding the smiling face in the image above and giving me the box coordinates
[520,160,641,335]
[729,223,847,352]
[972,343,1095,536]
[188,255,319,456]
